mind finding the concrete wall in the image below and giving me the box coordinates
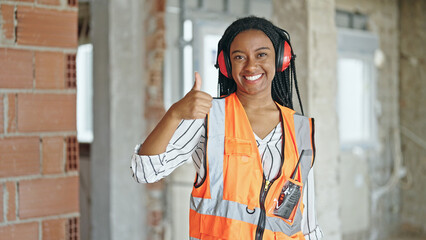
[399,0,426,234]
[273,1,341,239]
[91,0,146,239]
[273,0,406,239]
[335,1,401,239]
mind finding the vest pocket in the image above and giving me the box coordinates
[269,178,303,223]
[223,154,261,209]
[223,138,262,209]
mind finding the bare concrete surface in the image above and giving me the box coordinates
[386,230,426,240]
[386,236,426,240]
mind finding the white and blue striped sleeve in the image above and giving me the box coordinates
[301,169,324,239]
[131,119,205,183]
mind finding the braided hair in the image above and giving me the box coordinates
[215,16,304,114]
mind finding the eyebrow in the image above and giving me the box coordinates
[231,47,271,55]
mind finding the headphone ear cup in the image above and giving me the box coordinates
[217,50,232,79]
[276,41,292,72]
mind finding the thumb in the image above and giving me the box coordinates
[192,72,202,91]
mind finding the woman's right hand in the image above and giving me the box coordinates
[170,72,213,120]
[139,72,212,155]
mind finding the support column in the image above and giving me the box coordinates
[273,1,341,239]
[91,0,147,239]
[307,2,340,239]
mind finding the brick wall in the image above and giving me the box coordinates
[0,1,79,240]
[144,0,167,239]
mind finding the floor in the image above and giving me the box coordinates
[387,234,426,240]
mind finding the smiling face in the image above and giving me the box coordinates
[229,29,276,98]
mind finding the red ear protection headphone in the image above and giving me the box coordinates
[217,41,292,79]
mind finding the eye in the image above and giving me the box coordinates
[233,55,244,60]
[258,52,267,58]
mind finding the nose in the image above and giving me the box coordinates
[244,57,257,72]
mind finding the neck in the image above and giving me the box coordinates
[235,90,276,110]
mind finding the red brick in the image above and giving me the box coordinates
[37,0,60,6]
[7,93,17,133]
[155,0,166,12]
[156,16,165,30]
[67,0,77,7]
[35,51,65,89]
[42,136,64,174]
[65,54,76,89]
[6,182,16,221]
[146,31,166,51]
[0,4,14,41]
[0,137,40,178]
[42,218,66,240]
[146,179,165,190]
[0,222,38,240]
[148,210,163,226]
[16,6,77,48]
[147,0,165,14]
[19,176,79,219]
[65,136,78,172]
[0,94,4,134]
[66,217,79,240]
[0,48,33,89]
[0,185,3,222]
[17,93,76,132]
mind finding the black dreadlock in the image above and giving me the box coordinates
[215,16,304,115]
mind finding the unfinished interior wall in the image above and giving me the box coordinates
[143,0,167,239]
[399,0,426,235]
[90,0,146,239]
[305,2,341,240]
[273,1,341,239]
[335,1,401,239]
[0,0,79,239]
[274,0,404,239]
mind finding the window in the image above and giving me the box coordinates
[76,43,93,143]
[337,29,378,149]
[192,20,229,97]
[183,19,194,95]
[337,56,375,146]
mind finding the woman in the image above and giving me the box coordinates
[131,16,323,240]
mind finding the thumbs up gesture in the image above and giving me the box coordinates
[192,71,202,91]
[170,72,213,120]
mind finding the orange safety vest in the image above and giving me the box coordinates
[190,93,315,240]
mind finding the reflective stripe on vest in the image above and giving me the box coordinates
[190,93,314,239]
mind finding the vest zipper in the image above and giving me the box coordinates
[255,107,285,239]
[255,178,273,240]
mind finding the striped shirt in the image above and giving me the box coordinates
[131,118,323,239]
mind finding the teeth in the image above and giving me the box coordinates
[245,74,262,81]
